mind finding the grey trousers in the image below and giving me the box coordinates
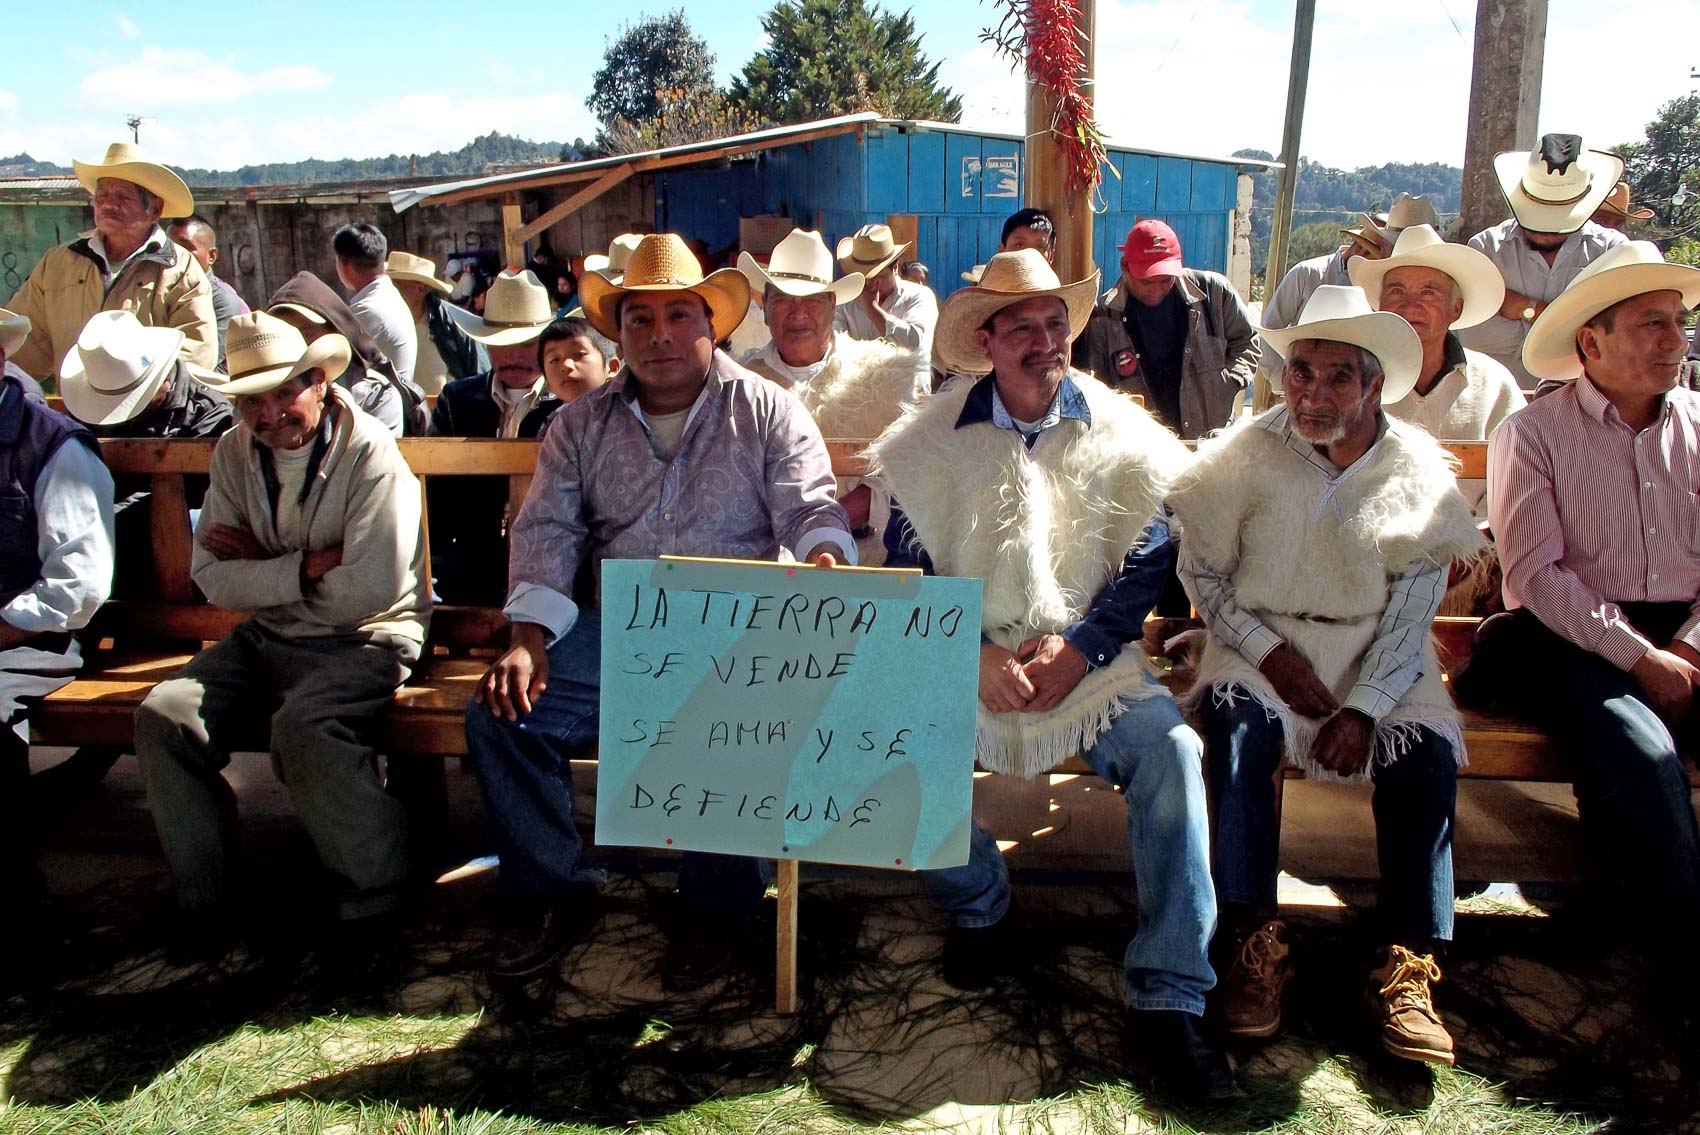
[135,620,420,920]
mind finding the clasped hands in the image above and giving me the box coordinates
[1259,642,1374,777]
[978,634,1089,716]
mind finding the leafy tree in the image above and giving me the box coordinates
[730,0,962,125]
[1617,93,1700,246]
[587,10,719,147]
[600,89,762,155]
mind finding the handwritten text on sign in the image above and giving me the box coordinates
[596,558,982,871]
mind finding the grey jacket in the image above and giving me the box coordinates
[1072,269,1260,439]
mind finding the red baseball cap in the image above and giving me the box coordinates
[1118,219,1185,280]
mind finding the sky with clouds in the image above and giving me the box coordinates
[1,0,1693,174]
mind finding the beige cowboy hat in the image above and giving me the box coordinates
[1597,180,1655,222]
[1360,193,1439,247]
[1261,284,1423,404]
[583,233,645,283]
[58,311,185,426]
[934,249,1100,376]
[442,269,555,346]
[1348,224,1505,331]
[1495,133,1623,235]
[737,229,864,304]
[192,310,351,398]
[386,250,451,295]
[836,224,912,279]
[961,264,986,284]
[578,233,752,342]
[1522,241,1700,382]
[73,142,194,219]
[0,307,29,358]
[1338,225,1385,259]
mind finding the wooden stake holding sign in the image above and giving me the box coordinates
[595,556,983,1014]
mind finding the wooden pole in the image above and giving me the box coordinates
[1023,0,1096,286]
[775,858,800,1015]
[1254,0,1317,412]
[501,191,525,270]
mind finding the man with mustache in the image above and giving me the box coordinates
[1169,286,1482,1068]
[427,270,561,604]
[134,310,430,967]
[868,250,1234,1103]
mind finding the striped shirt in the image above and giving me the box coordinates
[1487,375,1700,670]
[1180,409,1447,720]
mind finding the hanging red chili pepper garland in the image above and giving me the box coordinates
[982,0,1111,207]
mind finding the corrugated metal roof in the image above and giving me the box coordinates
[0,175,80,191]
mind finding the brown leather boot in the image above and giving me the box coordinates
[1366,944,1455,1065]
[1216,919,1292,1038]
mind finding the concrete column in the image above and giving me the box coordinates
[1229,173,1254,299]
[1458,0,1548,242]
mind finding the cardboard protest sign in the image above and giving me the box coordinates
[596,557,982,871]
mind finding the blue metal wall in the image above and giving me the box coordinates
[654,123,1242,302]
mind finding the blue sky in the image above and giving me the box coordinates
[1,1,1692,172]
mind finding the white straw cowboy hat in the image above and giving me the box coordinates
[1358,193,1439,249]
[1522,241,1700,382]
[386,251,451,295]
[1348,224,1505,331]
[737,229,864,304]
[59,311,185,426]
[73,142,194,219]
[934,249,1100,376]
[0,308,29,359]
[1597,180,1655,222]
[836,224,912,278]
[578,233,752,342]
[583,233,645,284]
[1495,133,1623,235]
[193,310,351,398]
[442,269,555,346]
[1261,284,1424,404]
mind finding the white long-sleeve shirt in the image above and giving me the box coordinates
[1,421,115,637]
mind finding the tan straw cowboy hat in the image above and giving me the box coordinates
[1261,285,1423,404]
[73,142,194,219]
[59,311,186,426]
[738,229,864,304]
[583,233,645,283]
[1495,133,1623,235]
[1522,241,1700,382]
[835,224,912,278]
[1348,224,1505,331]
[0,307,29,359]
[386,251,451,295]
[934,249,1100,376]
[443,269,555,345]
[192,310,351,397]
[1361,193,1439,246]
[1597,181,1655,222]
[578,233,752,342]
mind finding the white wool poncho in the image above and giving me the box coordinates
[1168,407,1485,780]
[866,371,1192,779]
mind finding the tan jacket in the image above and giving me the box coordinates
[7,234,217,383]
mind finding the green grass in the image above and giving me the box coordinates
[0,875,1687,1134]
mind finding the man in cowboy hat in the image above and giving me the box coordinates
[1258,194,1440,388]
[0,309,114,926]
[868,249,1234,1103]
[0,308,44,399]
[334,223,418,392]
[168,214,249,371]
[834,224,937,381]
[1462,133,1629,390]
[738,228,921,563]
[1590,181,1656,234]
[1470,242,1700,959]
[1170,285,1482,1068]
[1073,219,1260,440]
[7,142,216,384]
[463,233,853,988]
[134,310,430,962]
[427,269,563,605]
[387,251,487,396]
[1350,225,1523,454]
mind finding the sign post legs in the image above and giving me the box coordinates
[775,858,800,1015]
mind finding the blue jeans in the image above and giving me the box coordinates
[464,610,770,914]
[923,681,1219,1014]
[1204,697,1457,943]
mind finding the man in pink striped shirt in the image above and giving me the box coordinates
[1478,241,1700,953]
